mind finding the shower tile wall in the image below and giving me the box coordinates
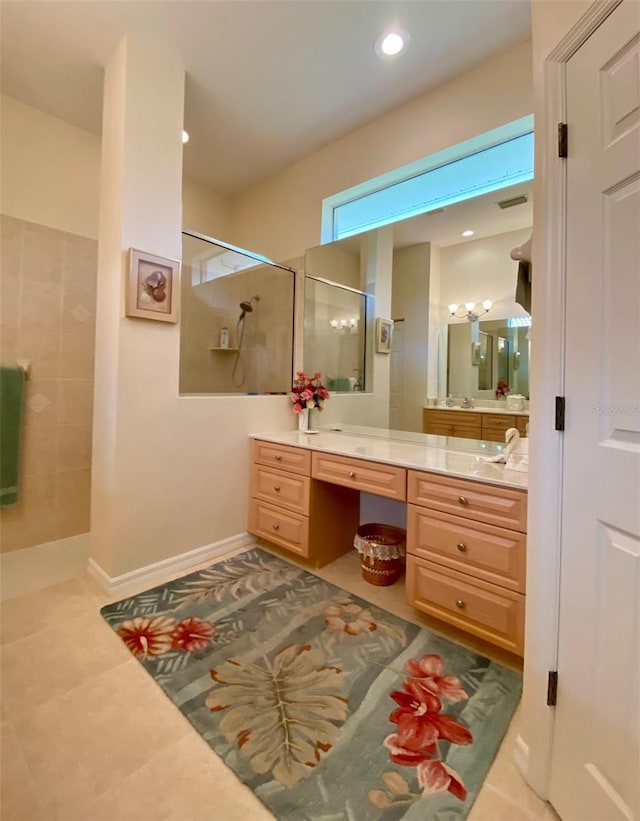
[180,262,294,394]
[0,215,97,552]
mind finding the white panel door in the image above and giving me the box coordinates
[550,3,640,820]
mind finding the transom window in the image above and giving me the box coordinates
[321,115,534,242]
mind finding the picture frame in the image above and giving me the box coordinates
[126,248,181,323]
[375,317,393,354]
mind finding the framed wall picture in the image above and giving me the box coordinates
[375,317,393,354]
[126,248,181,323]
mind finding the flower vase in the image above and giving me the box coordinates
[297,407,318,434]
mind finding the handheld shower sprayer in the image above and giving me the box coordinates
[232,294,261,387]
[238,294,260,321]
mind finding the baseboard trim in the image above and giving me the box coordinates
[514,732,530,777]
[87,532,255,597]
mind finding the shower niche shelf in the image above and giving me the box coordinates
[209,346,239,352]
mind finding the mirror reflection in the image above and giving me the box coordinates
[179,233,295,395]
[448,318,530,400]
[305,179,532,433]
[303,278,368,392]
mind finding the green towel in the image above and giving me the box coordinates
[0,366,25,508]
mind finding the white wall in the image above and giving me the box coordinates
[182,176,230,238]
[0,94,102,238]
[0,94,230,241]
[229,42,533,262]
[305,242,361,289]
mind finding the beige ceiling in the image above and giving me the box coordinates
[0,0,531,194]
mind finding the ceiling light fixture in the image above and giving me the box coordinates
[182,130,190,144]
[375,28,410,58]
[461,229,475,237]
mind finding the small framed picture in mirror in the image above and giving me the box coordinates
[376,318,393,353]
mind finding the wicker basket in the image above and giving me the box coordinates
[354,523,406,587]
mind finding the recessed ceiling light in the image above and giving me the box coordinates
[182,130,190,144]
[461,229,475,237]
[375,28,410,58]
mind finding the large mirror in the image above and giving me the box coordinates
[305,179,532,432]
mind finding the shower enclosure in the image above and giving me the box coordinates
[180,232,295,395]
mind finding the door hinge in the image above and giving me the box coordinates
[555,396,566,431]
[547,671,558,706]
[558,123,568,158]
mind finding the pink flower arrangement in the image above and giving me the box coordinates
[496,379,510,399]
[290,371,329,415]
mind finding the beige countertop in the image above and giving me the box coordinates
[250,427,528,490]
[424,405,530,417]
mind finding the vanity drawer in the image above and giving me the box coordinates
[311,453,406,501]
[425,422,483,440]
[407,505,526,592]
[252,440,311,476]
[481,428,510,443]
[248,500,309,557]
[516,417,529,436]
[424,410,482,429]
[481,414,517,431]
[406,555,525,655]
[408,471,527,533]
[251,464,310,515]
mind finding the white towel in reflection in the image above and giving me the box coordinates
[484,428,528,472]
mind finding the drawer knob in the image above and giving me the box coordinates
[457,542,467,553]
[272,523,280,531]
[274,485,281,492]
[455,599,466,609]
[348,471,356,479]
[458,495,469,506]
[275,455,282,461]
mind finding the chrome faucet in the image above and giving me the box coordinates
[461,397,473,408]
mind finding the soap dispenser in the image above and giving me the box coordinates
[219,327,229,349]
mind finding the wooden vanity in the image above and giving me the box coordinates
[248,430,527,656]
[423,407,529,442]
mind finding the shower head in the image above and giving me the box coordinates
[238,295,260,321]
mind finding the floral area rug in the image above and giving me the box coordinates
[101,547,521,820]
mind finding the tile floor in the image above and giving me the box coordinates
[0,544,561,820]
